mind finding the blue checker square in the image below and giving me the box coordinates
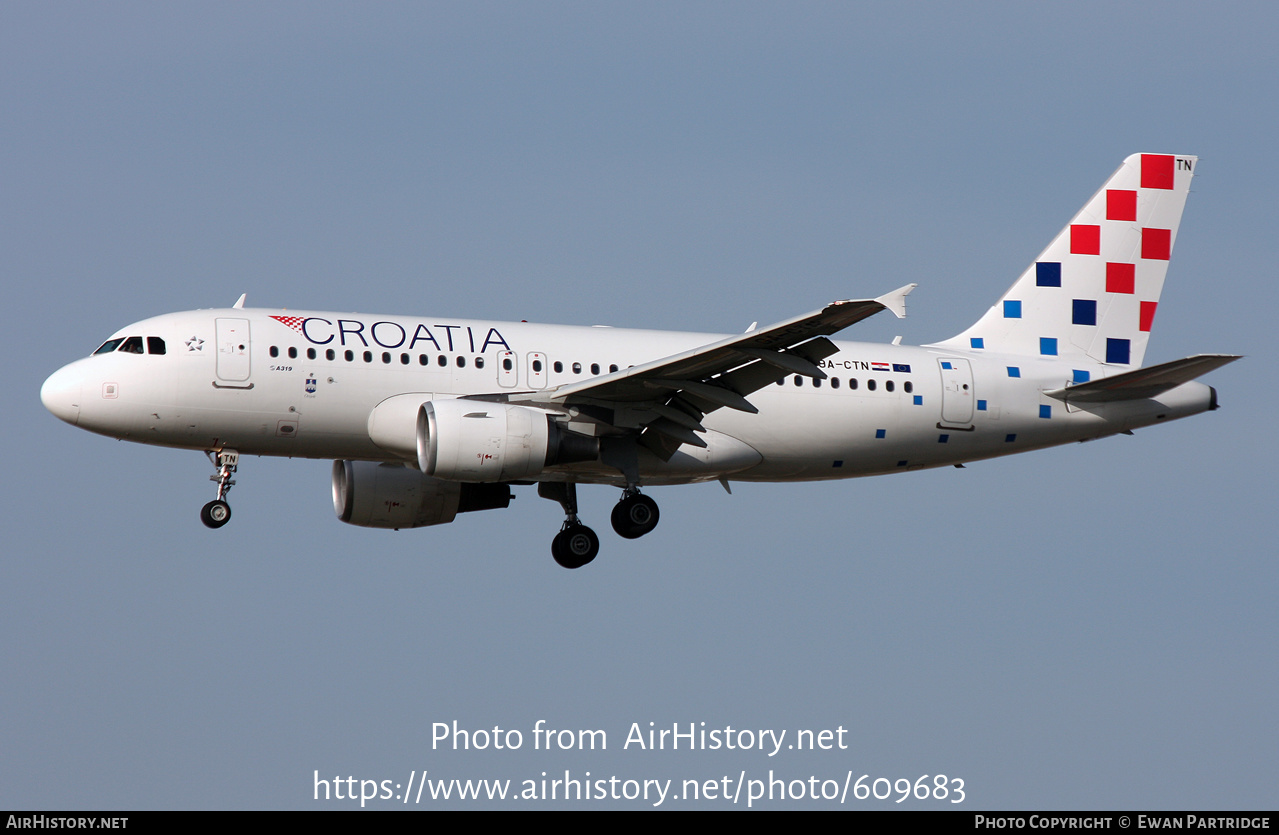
[1073,369,1090,383]
[941,361,952,369]
[1039,404,1052,419]
[1040,337,1058,356]
[970,337,984,349]
[832,460,843,468]
[1004,300,1022,318]
[1072,299,1097,325]
[977,399,987,411]
[875,429,886,439]
[913,395,923,405]
[938,434,949,443]
[1036,262,1062,287]
[1007,366,1021,378]
[1106,338,1131,364]
[1005,434,1017,443]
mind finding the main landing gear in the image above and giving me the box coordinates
[200,449,239,529]
[538,482,661,569]
[611,489,660,539]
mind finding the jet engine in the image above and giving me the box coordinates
[417,400,598,482]
[332,459,512,529]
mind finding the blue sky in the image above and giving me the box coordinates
[3,2,1275,809]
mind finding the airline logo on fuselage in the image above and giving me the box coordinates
[269,316,511,353]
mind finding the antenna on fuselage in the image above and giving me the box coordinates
[232,293,246,309]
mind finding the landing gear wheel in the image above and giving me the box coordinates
[611,493,660,539]
[201,500,231,529]
[552,523,599,569]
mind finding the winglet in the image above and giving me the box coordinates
[874,283,916,319]
[232,293,247,309]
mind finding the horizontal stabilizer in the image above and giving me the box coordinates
[1044,354,1241,403]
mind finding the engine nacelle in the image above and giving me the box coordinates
[332,459,511,529]
[417,400,598,482]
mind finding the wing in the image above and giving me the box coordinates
[510,284,916,458]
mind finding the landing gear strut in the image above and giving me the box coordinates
[611,489,659,539]
[538,481,599,569]
[201,449,238,529]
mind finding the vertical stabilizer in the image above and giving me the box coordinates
[935,154,1196,368]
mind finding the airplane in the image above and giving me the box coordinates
[41,153,1239,568]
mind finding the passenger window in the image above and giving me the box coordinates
[456,356,466,368]
[147,337,166,355]
[572,362,582,374]
[344,350,354,362]
[868,379,877,391]
[475,357,484,369]
[793,375,802,386]
[503,357,513,371]
[382,352,391,364]
[437,356,447,367]
[120,336,144,354]
[532,359,543,372]
[286,346,296,359]
[609,364,618,373]
[554,361,563,373]
[850,378,859,390]
[326,349,335,361]
[363,351,373,363]
[905,381,913,393]
[886,380,894,392]
[591,363,600,375]
[813,377,821,388]
[270,346,279,358]
[419,355,428,366]
[400,353,410,365]
[831,377,840,389]
[307,347,317,360]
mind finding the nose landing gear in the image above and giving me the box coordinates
[201,449,238,529]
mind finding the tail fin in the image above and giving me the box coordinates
[935,153,1197,368]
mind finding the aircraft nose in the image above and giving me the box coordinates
[41,364,83,425]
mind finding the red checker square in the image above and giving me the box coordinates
[1107,189,1137,221]
[1071,224,1101,255]
[1139,301,1158,332]
[1142,227,1171,260]
[1106,262,1135,294]
[1141,154,1176,189]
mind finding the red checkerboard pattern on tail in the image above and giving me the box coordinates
[938,154,1196,369]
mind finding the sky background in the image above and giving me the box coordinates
[3,1,1275,810]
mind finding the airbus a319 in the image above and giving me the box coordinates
[41,153,1238,568]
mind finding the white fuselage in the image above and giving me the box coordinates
[40,307,1216,486]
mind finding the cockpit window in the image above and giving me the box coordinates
[147,337,166,355]
[93,339,125,355]
[119,336,145,354]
